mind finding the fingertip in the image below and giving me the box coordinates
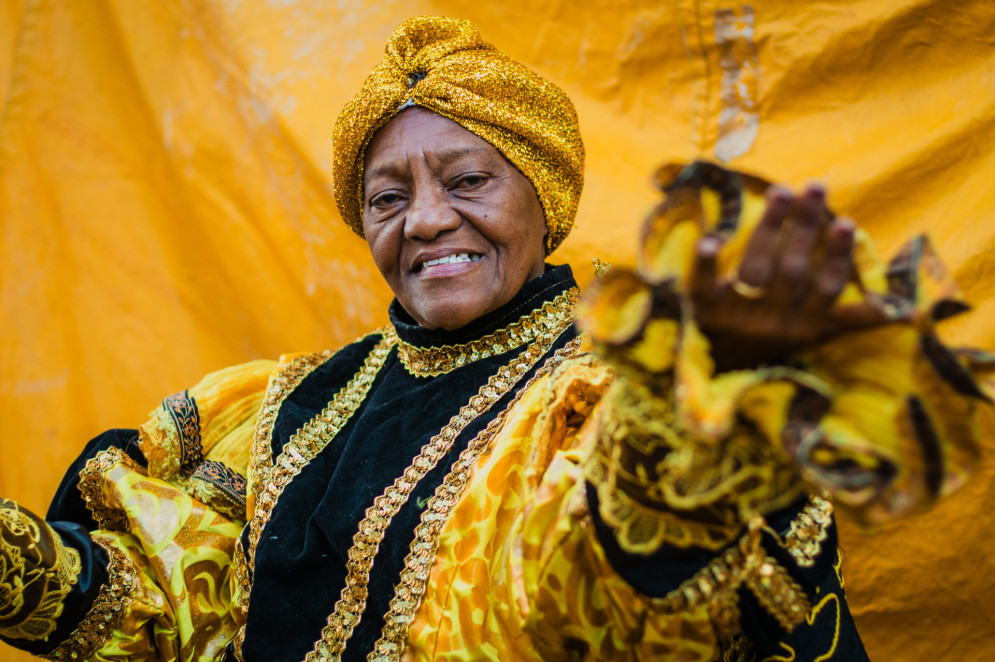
[803,181,827,199]
[766,185,792,204]
[835,217,856,232]
[697,235,720,259]
[829,217,857,244]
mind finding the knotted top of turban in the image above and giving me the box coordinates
[332,16,585,254]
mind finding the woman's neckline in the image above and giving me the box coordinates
[388,264,576,349]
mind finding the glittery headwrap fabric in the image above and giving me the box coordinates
[332,16,585,254]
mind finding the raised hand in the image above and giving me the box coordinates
[690,184,881,372]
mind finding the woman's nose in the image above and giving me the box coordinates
[404,188,461,240]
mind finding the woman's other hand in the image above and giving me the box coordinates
[690,184,883,372]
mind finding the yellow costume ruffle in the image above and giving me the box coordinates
[578,162,993,558]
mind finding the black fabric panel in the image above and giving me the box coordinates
[46,428,146,530]
[0,522,110,655]
[241,266,579,662]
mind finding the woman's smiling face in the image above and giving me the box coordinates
[362,108,548,330]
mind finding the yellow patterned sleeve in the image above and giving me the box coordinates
[138,358,278,521]
[43,446,244,661]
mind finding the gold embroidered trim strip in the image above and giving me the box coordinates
[44,537,139,661]
[233,333,396,658]
[369,337,585,661]
[76,447,147,533]
[247,334,395,565]
[305,318,576,661]
[640,515,811,635]
[233,349,337,632]
[247,350,338,518]
[396,287,579,378]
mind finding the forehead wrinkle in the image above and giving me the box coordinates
[366,143,494,186]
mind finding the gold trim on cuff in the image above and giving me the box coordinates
[44,537,139,661]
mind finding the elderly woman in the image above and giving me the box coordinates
[1,16,989,662]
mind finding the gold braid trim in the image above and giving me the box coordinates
[232,333,396,658]
[306,319,576,661]
[779,496,833,568]
[247,350,338,517]
[0,501,81,642]
[44,537,139,661]
[369,337,585,661]
[77,448,147,533]
[396,287,579,377]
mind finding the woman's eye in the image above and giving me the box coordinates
[371,192,403,208]
[456,174,487,189]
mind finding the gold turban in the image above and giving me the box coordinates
[332,16,585,254]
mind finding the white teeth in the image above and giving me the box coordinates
[421,253,481,268]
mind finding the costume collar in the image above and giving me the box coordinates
[389,264,578,377]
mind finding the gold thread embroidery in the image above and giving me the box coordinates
[44,537,139,661]
[395,287,579,378]
[306,318,576,661]
[720,635,755,662]
[0,502,81,642]
[233,333,396,657]
[369,338,585,660]
[585,371,805,553]
[76,447,148,533]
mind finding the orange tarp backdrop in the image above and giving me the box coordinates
[1,1,993,659]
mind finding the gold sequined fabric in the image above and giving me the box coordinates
[332,16,584,254]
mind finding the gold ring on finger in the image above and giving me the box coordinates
[731,278,767,300]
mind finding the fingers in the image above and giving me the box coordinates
[766,185,827,304]
[737,186,791,287]
[814,218,856,302]
[825,303,892,337]
[690,235,720,304]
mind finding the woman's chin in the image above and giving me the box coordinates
[415,307,481,331]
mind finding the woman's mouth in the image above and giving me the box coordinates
[417,253,483,273]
